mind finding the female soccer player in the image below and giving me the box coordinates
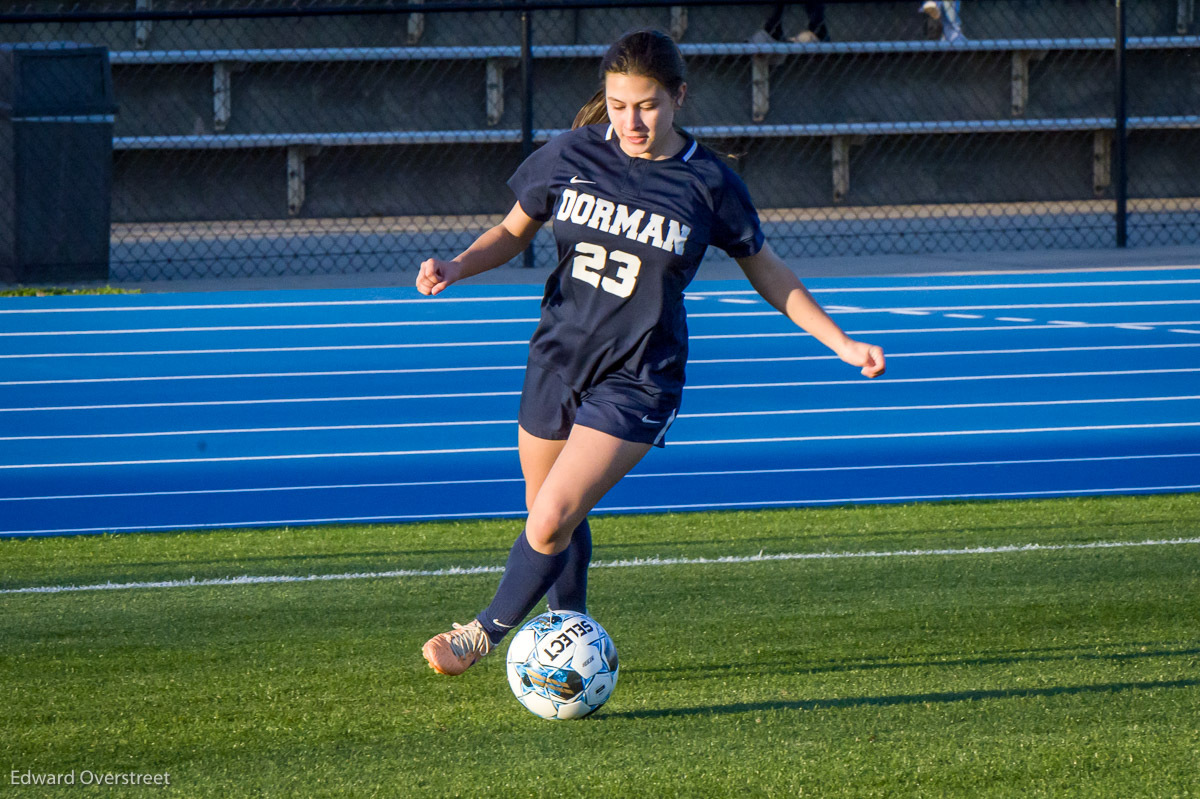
[419,28,885,676]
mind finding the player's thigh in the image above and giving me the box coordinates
[524,424,652,553]
[518,425,568,512]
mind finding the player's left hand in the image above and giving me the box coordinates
[839,340,886,378]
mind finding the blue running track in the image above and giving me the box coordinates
[2,268,1199,537]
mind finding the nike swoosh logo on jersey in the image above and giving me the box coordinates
[641,414,665,425]
[569,176,596,184]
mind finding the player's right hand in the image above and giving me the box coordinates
[416,258,460,296]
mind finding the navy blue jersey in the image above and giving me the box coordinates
[508,123,764,397]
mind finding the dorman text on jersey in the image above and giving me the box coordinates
[555,188,691,255]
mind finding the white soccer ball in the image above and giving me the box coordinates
[505,610,619,720]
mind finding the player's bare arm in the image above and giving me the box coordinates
[416,202,544,296]
[737,242,886,378]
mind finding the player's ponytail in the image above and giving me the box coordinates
[573,88,608,129]
[572,28,687,131]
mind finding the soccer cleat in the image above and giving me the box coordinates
[422,620,494,676]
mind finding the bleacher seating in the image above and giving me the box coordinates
[102,34,1200,218]
[6,1,1197,223]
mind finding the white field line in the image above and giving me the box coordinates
[2,537,1198,595]
[5,422,1200,470]
[3,452,1197,504]
[1,277,1195,315]
[3,395,1197,443]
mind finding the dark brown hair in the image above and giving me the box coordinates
[572,28,687,129]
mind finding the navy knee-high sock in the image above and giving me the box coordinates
[546,519,592,614]
[477,531,570,645]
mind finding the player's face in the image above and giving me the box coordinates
[605,72,687,161]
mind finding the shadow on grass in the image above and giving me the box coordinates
[632,642,1200,679]
[601,678,1199,720]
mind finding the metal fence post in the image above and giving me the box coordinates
[1114,0,1128,248]
[521,0,536,269]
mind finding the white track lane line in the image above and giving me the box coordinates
[4,341,1196,376]
[0,391,523,414]
[694,321,1200,340]
[10,341,1200,386]
[695,300,1200,317]
[692,341,1200,364]
[0,419,518,442]
[6,422,1200,470]
[9,483,1200,534]
[5,322,1199,360]
[0,317,540,337]
[690,278,1200,297]
[4,453,1196,504]
[5,367,1199,414]
[0,365,526,387]
[0,340,531,360]
[5,395,1197,443]
[672,422,1200,448]
[683,368,1200,391]
[3,537,1198,593]
[3,277,1195,316]
[6,301,1196,336]
[0,296,544,314]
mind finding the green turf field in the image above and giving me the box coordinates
[2,495,1198,798]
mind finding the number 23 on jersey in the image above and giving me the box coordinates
[571,242,642,299]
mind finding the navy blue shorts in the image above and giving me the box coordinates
[518,361,681,448]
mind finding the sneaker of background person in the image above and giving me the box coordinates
[922,0,966,43]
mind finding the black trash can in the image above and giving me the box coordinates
[0,42,117,283]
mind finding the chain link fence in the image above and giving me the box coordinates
[1,0,1197,284]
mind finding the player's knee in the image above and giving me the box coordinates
[525,503,576,552]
